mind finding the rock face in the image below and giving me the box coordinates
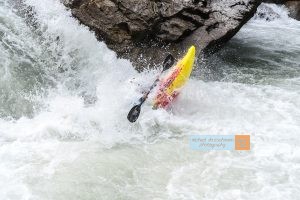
[63,0,261,68]
[285,1,300,20]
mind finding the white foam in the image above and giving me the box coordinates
[0,1,299,199]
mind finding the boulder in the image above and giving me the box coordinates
[63,0,261,69]
[285,1,300,20]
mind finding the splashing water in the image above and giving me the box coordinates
[0,1,299,199]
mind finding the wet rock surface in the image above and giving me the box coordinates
[285,1,300,20]
[62,0,261,68]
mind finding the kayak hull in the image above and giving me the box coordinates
[153,46,196,109]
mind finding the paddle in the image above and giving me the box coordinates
[127,54,175,123]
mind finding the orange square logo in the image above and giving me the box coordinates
[235,135,250,150]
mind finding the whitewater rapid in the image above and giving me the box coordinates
[0,1,299,199]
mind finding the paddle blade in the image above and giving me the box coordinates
[163,54,175,71]
[127,105,141,123]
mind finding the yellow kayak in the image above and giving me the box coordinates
[153,45,196,108]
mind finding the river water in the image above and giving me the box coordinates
[0,1,299,199]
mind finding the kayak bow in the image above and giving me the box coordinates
[153,45,196,109]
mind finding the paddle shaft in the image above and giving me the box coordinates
[127,54,174,123]
[138,77,160,105]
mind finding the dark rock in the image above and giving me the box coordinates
[286,1,300,20]
[63,0,261,69]
[263,0,286,3]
